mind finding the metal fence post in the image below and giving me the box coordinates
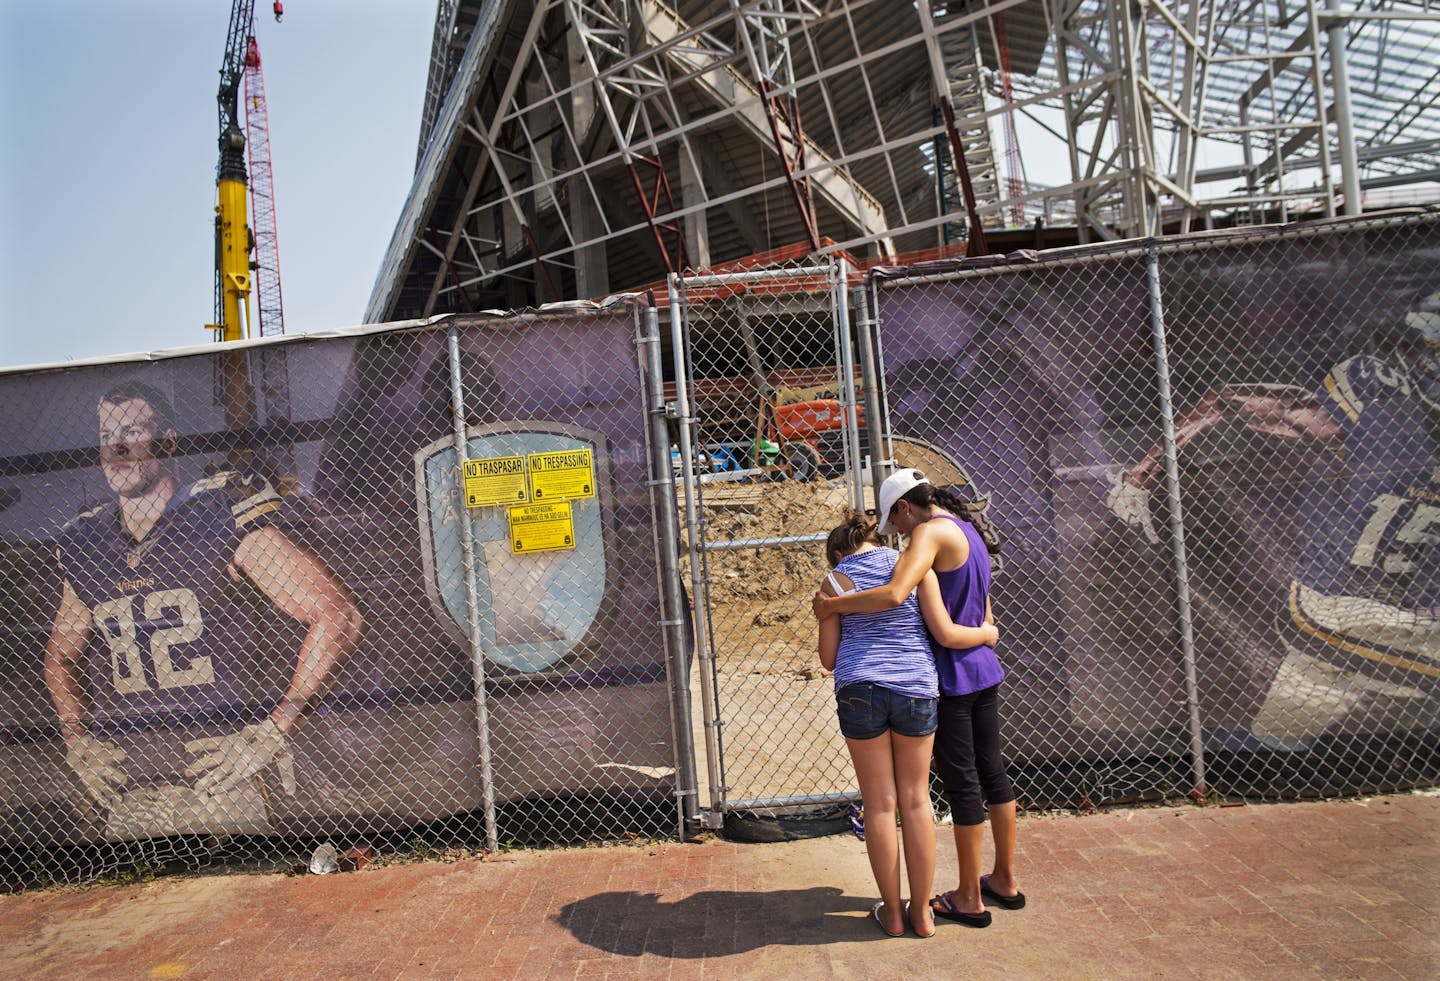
[1144,247,1208,796]
[446,326,499,851]
[853,283,888,507]
[641,304,700,838]
[833,257,865,510]
[667,273,727,822]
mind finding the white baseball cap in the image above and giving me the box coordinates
[876,468,929,536]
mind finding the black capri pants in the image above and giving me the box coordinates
[934,682,1016,826]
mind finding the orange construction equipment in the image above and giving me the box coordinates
[773,398,866,440]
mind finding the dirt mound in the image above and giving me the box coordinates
[688,445,957,616]
[685,479,847,608]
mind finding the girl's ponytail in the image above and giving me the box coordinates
[824,507,882,567]
[929,483,1003,564]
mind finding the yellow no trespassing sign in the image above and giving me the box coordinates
[508,500,576,554]
[462,448,597,509]
[461,455,529,508]
[528,448,595,501]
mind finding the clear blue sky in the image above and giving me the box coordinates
[0,1,434,369]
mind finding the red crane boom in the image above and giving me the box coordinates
[244,35,285,336]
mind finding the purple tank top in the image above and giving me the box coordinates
[929,514,1004,697]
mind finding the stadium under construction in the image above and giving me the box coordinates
[366,0,1440,321]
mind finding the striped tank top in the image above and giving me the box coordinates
[830,546,938,699]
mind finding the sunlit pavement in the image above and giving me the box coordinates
[2,791,1436,980]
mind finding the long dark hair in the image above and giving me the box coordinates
[898,478,1003,560]
[824,507,882,567]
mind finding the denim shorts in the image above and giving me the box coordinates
[835,681,939,740]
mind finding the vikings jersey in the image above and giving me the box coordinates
[54,471,283,732]
[1287,355,1439,681]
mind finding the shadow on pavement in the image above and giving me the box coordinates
[556,886,888,956]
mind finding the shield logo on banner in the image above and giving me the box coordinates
[415,424,610,674]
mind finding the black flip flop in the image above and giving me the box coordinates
[930,892,991,928]
[980,875,1026,910]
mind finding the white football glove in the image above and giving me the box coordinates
[1106,473,1161,544]
[185,719,296,796]
[65,733,128,810]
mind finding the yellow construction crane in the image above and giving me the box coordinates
[207,0,284,461]
[208,0,283,345]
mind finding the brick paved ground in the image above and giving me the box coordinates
[2,791,1436,980]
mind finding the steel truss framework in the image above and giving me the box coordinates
[367,0,1440,323]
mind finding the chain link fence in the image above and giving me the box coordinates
[867,209,1440,808]
[0,302,687,885]
[3,211,1437,886]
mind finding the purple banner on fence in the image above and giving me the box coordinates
[0,308,677,845]
[874,223,1439,773]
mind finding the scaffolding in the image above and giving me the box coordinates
[368,0,1440,322]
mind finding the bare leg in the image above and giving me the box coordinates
[946,821,986,914]
[846,732,904,935]
[985,800,1019,896]
[892,731,936,937]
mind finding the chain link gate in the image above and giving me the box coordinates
[665,258,875,832]
[662,210,1439,836]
